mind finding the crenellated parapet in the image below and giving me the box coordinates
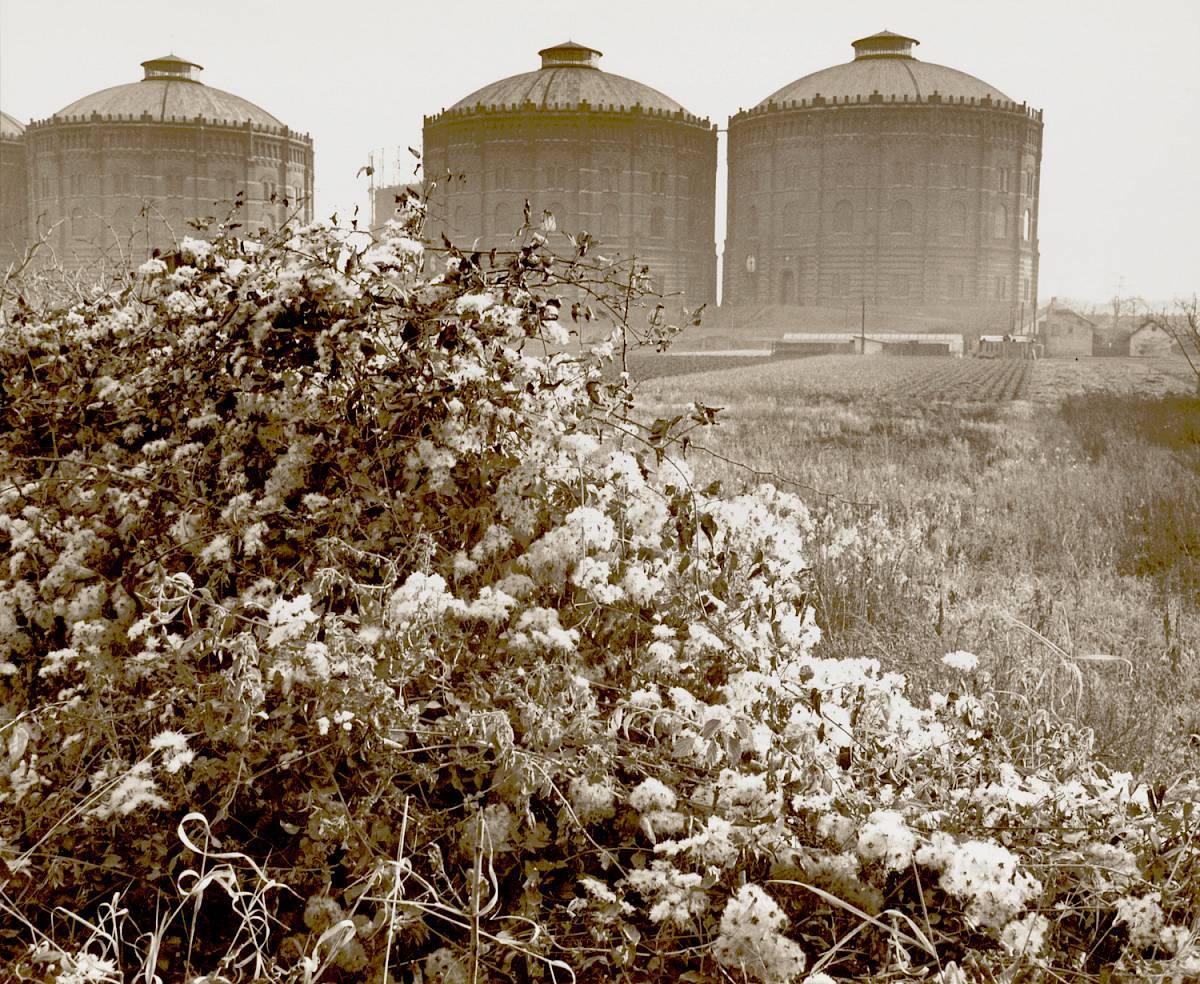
[731,92,1042,122]
[426,101,713,130]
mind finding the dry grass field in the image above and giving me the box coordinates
[635,355,1200,775]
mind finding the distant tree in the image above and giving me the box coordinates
[1146,294,1200,388]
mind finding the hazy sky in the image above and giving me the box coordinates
[2,0,1197,304]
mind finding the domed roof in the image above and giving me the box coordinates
[0,111,25,140]
[756,31,1014,108]
[48,54,285,128]
[444,41,694,117]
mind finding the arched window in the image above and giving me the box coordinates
[744,204,759,239]
[494,202,516,238]
[1023,209,1032,241]
[649,206,665,238]
[994,204,1008,239]
[833,200,853,234]
[949,201,967,236]
[783,201,801,237]
[70,206,86,240]
[891,200,913,234]
[779,270,796,305]
[600,204,620,239]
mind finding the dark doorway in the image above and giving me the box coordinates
[780,269,795,305]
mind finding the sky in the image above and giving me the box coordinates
[1,0,1197,305]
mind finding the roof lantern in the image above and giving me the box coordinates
[140,54,204,83]
[538,40,602,70]
[851,30,919,60]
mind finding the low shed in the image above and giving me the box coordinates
[1129,321,1178,357]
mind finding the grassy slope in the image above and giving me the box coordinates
[634,355,1200,776]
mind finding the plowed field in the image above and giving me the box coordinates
[636,355,1030,403]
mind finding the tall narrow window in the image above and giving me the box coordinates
[949,201,967,236]
[833,200,853,234]
[649,206,665,238]
[994,204,1008,239]
[601,204,619,239]
[1023,209,1032,241]
[783,201,801,237]
[494,202,515,237]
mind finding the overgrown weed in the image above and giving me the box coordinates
[639,356,1200,776]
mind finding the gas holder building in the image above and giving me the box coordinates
[13,54,313,274]
[721,30,1043,340]
[421,41,719,313]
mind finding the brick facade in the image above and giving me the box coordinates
[423,43,718,309]
[1,113,28,273]
[21,56,313,274]
[724,33,1042,333]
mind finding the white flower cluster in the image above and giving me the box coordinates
[999,911,1050,957]
[568,776,616,824]
[934,839,1043,930]
[856,809,917,872]
[628,777,684,837]
[712,884,807,983]
[941,650,980,673]
[626,860,707,927]
[1114,892,1164,950]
